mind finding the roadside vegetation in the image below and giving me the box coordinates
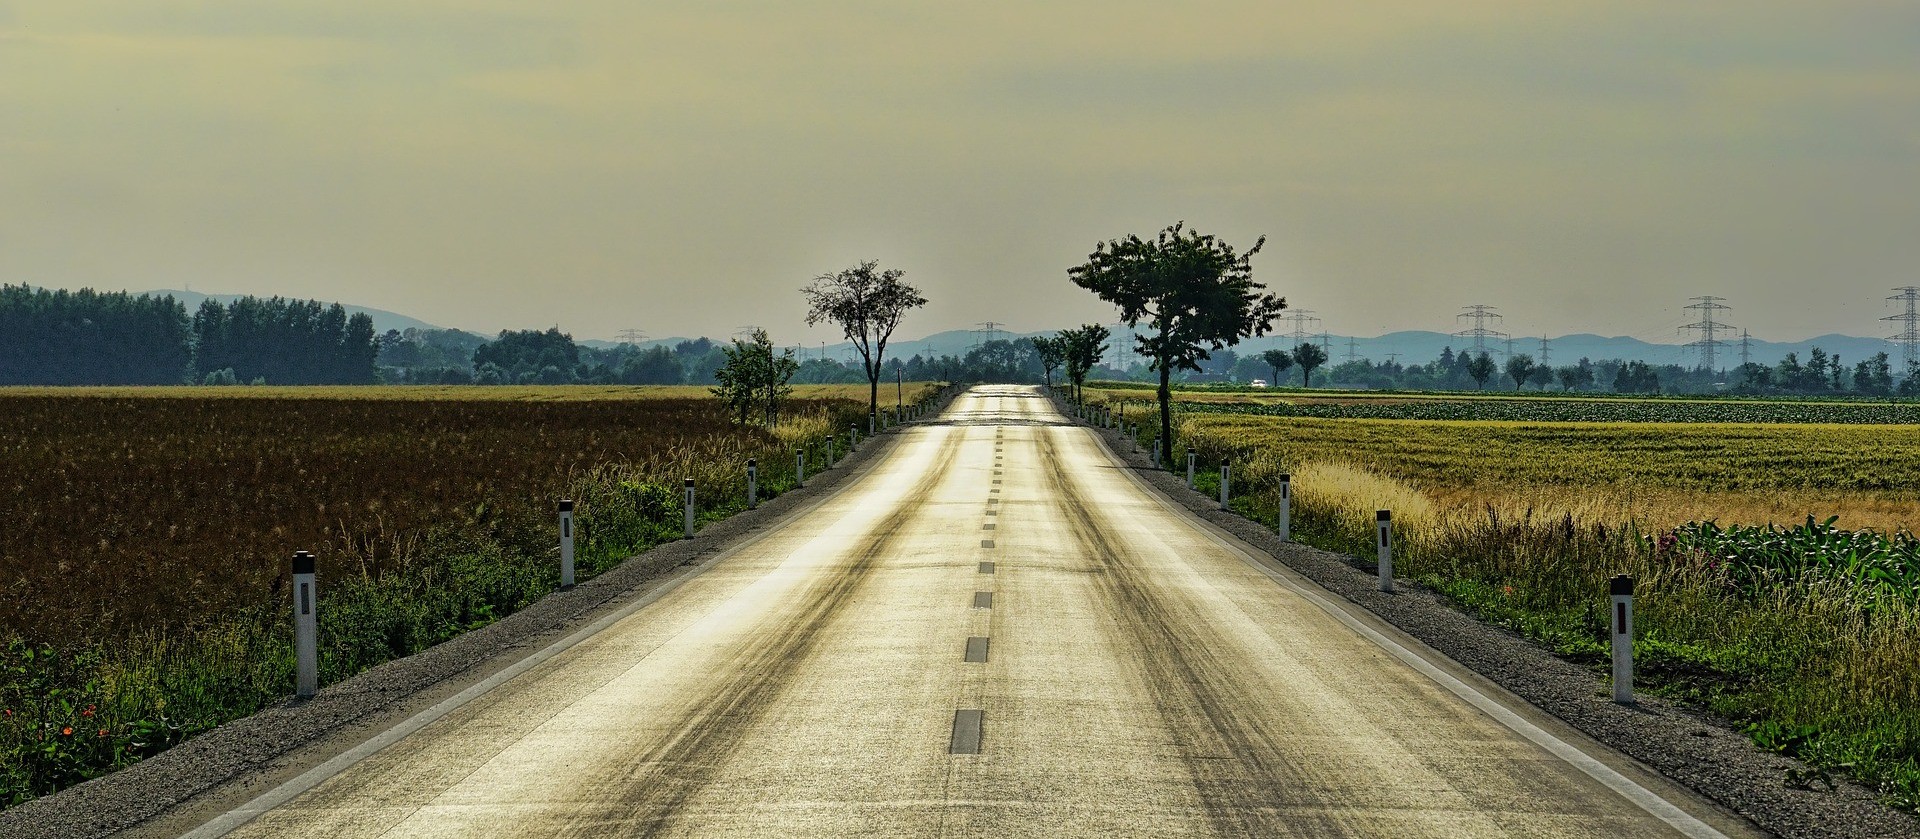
[1095,398,1920,808]
[0,384,938,806]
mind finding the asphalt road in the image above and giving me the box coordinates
[187,386,1754,838]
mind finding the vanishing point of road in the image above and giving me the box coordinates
[183,386,1756,838]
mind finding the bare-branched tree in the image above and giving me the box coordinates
[802,261,928,422]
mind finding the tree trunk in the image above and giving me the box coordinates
[868,372,879,424]
[1158,363,1172,467]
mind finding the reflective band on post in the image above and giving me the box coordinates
[795,448,806,487]
[1186,448,1197,489]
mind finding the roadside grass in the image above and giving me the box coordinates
[1143,409,1920,809]
[0,386,941,807]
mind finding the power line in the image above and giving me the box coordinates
[1680,296,1735,372]
[1453,305,1506,358]
[1885,287,1920,369]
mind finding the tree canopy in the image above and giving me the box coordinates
[802,261,928,420]
[1068,222,1284,462]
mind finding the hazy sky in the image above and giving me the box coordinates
[4,2,1918,346]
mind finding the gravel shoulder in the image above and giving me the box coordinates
[0,388,960,839]
[1066,395,1919,839]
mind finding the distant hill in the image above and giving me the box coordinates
[138,289,444,335]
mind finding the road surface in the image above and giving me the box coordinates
[188,386,1748,838]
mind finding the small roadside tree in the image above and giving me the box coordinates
[1261,348,1292,387]
[1504,353,1537,391]
[1061,324,1110,404]
[712,329,800,425]
[1292,342,1327,388]
[1033,335,1065,388]
[1068,223,1284,464]
[803,261,928,423]
[1466,352,1496,390]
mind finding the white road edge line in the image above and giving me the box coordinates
[1087,420,1730,839]
[181,426,910,839]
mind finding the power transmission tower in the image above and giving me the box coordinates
[1885,287,1920,368]
[1537,335,1551,367]
[1453,305,1506,359]
[1680,296,1735,372]
[1739,329,1753,370]
[1284,310,1320,345]
[1503,336,1517,361]
[1319,332,1332,356]
[1384,353,1402,367]
[616,329,648,345]
[1345,337,1361,364]
[971,321,1004,352]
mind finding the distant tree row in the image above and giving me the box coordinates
[0,286,377,385]
[192,297,377,385]
[0,286,193,385]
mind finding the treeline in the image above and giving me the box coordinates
[0,286,377,386]
[0,286,192,385]
[378,331,1059,387]
[1117,343,1918,397]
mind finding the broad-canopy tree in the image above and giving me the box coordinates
[802,261,928,422]
[1466,352,1497,390]
[1032,335,1065,387]
[1060,324,1110,404]
[1291,342,1327,388]
[1260,348,1292,386]
[1504,353,1538,391]
[1068,222,1285,463]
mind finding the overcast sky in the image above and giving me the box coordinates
[4,2,1917,346]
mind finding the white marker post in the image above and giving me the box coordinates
[292,551,318,699]
[1186,448,1197,489]
[1276,474,1292,541]
[795,447,806,487]
[1376,510,1394,593]
[747,459,758,510]
[825,436,834,467]
[869,413,876,436]
[683,479,696,539]
[1152,436,1161,466]
[1219,462,1231,510]
[850,425,858,452]
[1611,575,1635,703]
[558,500,575,589]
